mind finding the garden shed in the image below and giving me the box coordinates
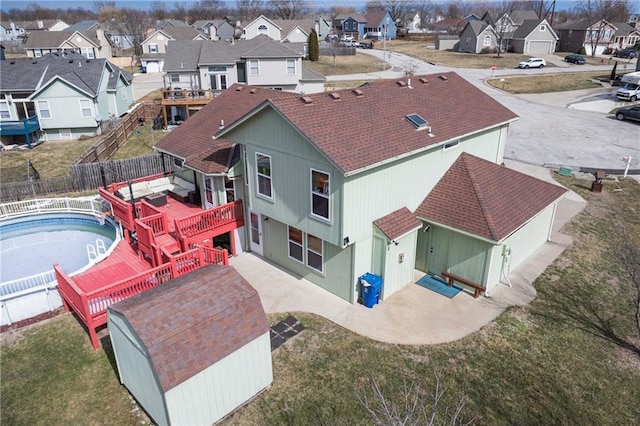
[107,264,272,426]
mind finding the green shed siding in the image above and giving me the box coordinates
[485,244,505,292]
[502,202,556,270]
[227,108,344,246]
[262,217,354,302]
[343,127,505,243]
[165,332,272,426]
[107,312,168,426]
[376,228,418,299]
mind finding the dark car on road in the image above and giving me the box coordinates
[613,48,638,58]
[615,105,640,122]
[564,54,586,64]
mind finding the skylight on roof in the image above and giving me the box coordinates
[406,113,429,129]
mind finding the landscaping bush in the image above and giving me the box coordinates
[578,46,587,55]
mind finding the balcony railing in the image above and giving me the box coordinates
[162,89,221,102]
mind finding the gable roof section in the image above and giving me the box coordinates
[165,26,208,40]
[415,153,567,242]
[65,20,100,32]
[154,84,297,163]
[374,207,422,241]
[109,265,268,392]
[513,19,558,40]
[164,40,204,71]
[509,10,539,25]
[335,14,367,23]
[275,19,315,38]
[244,15,282,31]
[365,10,390,26]
[301,66,326,82]
[252,72,517,175]
[464,20,492,37]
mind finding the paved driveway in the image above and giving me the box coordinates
[339,50,640,173]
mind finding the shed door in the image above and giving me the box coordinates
[427,226,452,277]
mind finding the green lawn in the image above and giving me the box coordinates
[2,176,639,424]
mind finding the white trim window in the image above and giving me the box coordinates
[288,226,304,263]
[34,49,42,57]
[258,24,268,35]
[79,99,93,117]
[148,43,158,53]
[249,59,259,76]
[311,169,330,221]
[81,47,95,59]
[36,100,51,119]
[59,128,72,139]
[170,73,180,83]
[306,234,324,273]
[483,35,492,46]
[256,152,273,199]
[0,102,10,119]
[286,59,296,75]
[539,24,546,32]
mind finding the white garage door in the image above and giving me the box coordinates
[529,41,552,54]
[146,61,160,73]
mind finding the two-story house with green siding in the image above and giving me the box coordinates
[0,52,134,144]
[154,73,567,305]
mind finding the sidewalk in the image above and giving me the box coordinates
[230,162,586,345]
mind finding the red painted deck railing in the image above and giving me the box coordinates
[99,188,135,233]
[135,212,179,267]
[55,246,229,349]
[175,200,244,239]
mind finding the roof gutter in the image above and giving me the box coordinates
[343,117,519,177]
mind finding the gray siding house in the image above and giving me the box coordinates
[108,265,272,426]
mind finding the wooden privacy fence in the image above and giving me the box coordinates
[0,176,75,201]
[75,102,162,164]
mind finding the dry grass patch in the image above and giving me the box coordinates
[384,40,542,69]
[487,71,604,93]
[304,53,385,76]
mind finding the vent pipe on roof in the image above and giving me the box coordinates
[352,89,364,97]
[396,81,406,87]
[407,78,412,89]
[329,92,341,100]
[219,119,224,129]
[439,75,448,81]
[419,77,428,84]
[249,88,257,94]
[301,96,313,105]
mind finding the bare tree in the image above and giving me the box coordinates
[268,0,308,19]
[611,228,640,338]
[93,1,116,13]
[575,0,631,57]
[366,0,411,25]
[237,0,264,21]
[357,373,475,426]
[189,0,224,21]
[150,1,169,21]
[112,8,149,57]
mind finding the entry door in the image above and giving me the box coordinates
[427,226,451,277]
[210,73,228,90]
[249,210,263,256]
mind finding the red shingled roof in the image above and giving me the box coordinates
[263,72,518,175]
[414,153,567,241]
[374,207,422,241]
[109,265,268,392]
[154,84,296,171]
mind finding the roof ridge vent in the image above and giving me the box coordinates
[419,77,429,84]
[301,96,313,105]
[352,89,364,96]
[249,88,257,94]
[396,80,407,87]
[439,75,448,81]
[329,92,341,100]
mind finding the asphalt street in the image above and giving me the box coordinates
[133,50,639,174]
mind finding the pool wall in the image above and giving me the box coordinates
[1,209,120,326]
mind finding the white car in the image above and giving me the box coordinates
[518,58,546,69]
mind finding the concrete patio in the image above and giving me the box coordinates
[230,162,586,345]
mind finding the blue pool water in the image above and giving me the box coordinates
[0,213,117,283]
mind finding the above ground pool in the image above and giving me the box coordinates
[0,213,118,284]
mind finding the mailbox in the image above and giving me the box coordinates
[591,170,605,193]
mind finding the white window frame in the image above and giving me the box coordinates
[306,234,324,274]
[258,24,268,35]
[79,99,93,117]
[0,102,11,119]
[539,24,546,32]
[170,73,180,83]
[249,59,259,76]
[36,100,51,119]
[34,49,42,57]
[255,152,273,200]
[59,128,72,139]
[483,35,492,46]
[81,47,95,59]
[287,226,304,264]
[286,58,296,75]
[310,169,330,222]
[148,43,158,53]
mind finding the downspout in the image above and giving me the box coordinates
[240,144,251,251]
[501,245,513,288]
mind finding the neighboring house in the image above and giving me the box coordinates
[404,10,422,33]
[108,265,272,426]
[0,22,26,41]
[191,19,218,39]
[0,52,134,144]
[511,19,558,54]
[65,20,100,32]
[155,73,568,305]
[23,29,113,59]
[436,34,460,50]
[242,15,282,40]
[274,19,317,43]
[216,19,237,41]
[427,18,466,34]
[458,20,497,53]
[140,27,208,73]
[317,15,332,38]
[333,14,367,39]
[157,19,192,30]
[9,19,69,32]
[556,19,628,55]
[365,10,397,40]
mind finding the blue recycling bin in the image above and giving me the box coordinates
[359,273,382,308]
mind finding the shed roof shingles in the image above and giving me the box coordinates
[415,153,567,241]
[109,265,268,392]
[374,207,422,241]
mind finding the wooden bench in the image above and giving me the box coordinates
[441,271,486,298]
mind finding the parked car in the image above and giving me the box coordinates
[614,105,640,122]
[613,48,638,58]
[340,35,354,42]
[518,58,546,69]
[358,41,373,49]
[603,47,614,55]
[341,40,360,47]
[325,34,339,43]
[564,54,586,64]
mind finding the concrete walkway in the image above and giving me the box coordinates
[230,162,586,345]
